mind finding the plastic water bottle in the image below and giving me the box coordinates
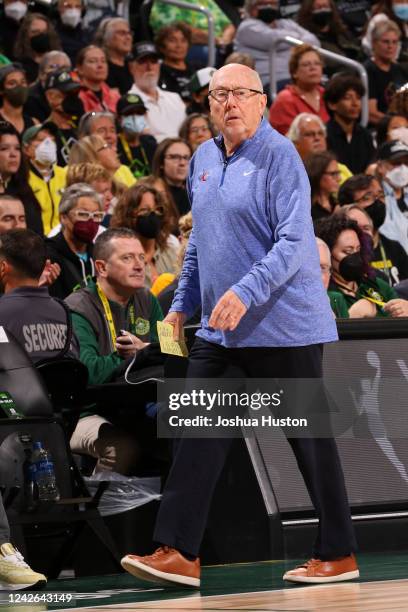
[31,442,60,501]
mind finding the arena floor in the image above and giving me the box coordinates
[41,552,408,612]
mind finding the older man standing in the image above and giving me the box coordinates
[121,64,358,587]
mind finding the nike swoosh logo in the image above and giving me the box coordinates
[243,170,255,176]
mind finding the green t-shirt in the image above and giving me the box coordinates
[150,0,231,38]
[329,276,398,318]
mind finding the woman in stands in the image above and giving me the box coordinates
[315,214,408,317]
[179,113,216,152]
[269,44,329,135]
[0,121,42,233]
[305,151,341,220]
[76,46,120,114]
[110,183,179,289]
[151,137,192,219]
[14,13,61,84]
[68,134,135,189]
[0,64,37,134]
[156,22,193,100]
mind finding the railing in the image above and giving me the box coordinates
[143,0,216,67]
[269,36,369,126]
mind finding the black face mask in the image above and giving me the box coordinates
[365,199,386,230]
[62,94,84,122]
[3,85,28,108]
[311,9,332,27]
[135,213,162,239]
[257,7,280,23]
[30,33,52,53]
[339,252,364,282]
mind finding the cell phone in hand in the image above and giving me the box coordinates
[117,331,133,345]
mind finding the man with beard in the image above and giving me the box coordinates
[128,42,186,143]
[44,69,84,166]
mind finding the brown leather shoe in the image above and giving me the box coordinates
[121,546,200,588]
[283,554,359,584]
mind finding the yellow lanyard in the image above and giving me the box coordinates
[97,283,117,349]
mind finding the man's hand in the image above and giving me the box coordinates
[383,298,408,318]
[163,311,187,341]
[209,290,247,331]
[115,333,149,359]
[38,260,61,287]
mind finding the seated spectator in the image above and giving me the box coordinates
[14,13,62,84]
[388,82,408,116]
[235,0,319,89]
[297,0,360,71]
[316,235,332,291]
[66,228,163,474]
[179,113,216,152]
[315,215,407,317]
[376,113,408,148]
[364,20,408,124]
[373,139,408,253]
[101,18,134,95]
[128,42,186,142]
[111,183,179,288]
[76,45,120,114]
[77,110,117,149]
[0,0,28,61]
[0,121,42,234]
[185,66,216,115]
[69,132,135,188]
[22,123,66,235]
[0,228,77,361]
[336,0,373,37]
[269,44,329,135]
[25,51,72,123]
[156,22,193,100]
[0,64,37,134]
[116,93,157,179]
[137,174,179,231]
[0,194,26,232]
[46,183,103,298]
[324,73,376,174]
[151,137,192,218]
[364,0,408,66]
[286,113,353,183]
[44,69,83,166]
[55,0,91,65]
[305,151,341,219]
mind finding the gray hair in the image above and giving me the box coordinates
[39,51,71,77]
[59,183,102,215]
[315,236,331,259]
[286,113,327,142]
[78,111,116,139]
[102,18,129,44]
[371,19,400,43]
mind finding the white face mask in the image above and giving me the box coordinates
[60,8,81,28]
[4,1,27,21]
[389,127,408,146]
[386,164,408,189]
[121,115,146,135]
[35,137,57,166]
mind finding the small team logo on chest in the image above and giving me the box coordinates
[199,170,209,182]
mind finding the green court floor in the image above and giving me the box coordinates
[42,552,408,610]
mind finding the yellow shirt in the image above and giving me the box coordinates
[114,165,137,187]
[28,165,66,235]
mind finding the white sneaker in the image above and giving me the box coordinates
[0,544,47,590]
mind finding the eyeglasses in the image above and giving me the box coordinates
[71,210,104,222]
[298,61,323,69]
[164,154,190,162]
[208,88,264,103]
[133,206,164,218]
[324,170,341,178]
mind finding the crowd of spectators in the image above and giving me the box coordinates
[0,0,407,496]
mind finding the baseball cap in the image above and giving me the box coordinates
[116,93,147,115]
[44,70,81,93]
[131,42,159,62]
[378,140,408,161]
[22,122,58,145]
[189,67,216,94]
